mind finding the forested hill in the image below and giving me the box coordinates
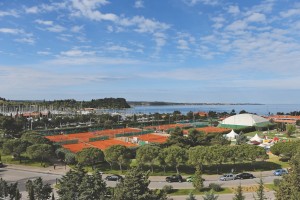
[0,97,130,109]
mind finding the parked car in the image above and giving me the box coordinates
[105,174,123,181]
[219,174,235,181]
[0,162,4,168]
[166,174,183,183]
[235,173,255,180]
[273,169,288,176]
[186,176,205,182]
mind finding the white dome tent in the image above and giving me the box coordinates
[250,134,263,143]
[219,113,270,128]
[226,129,239,140]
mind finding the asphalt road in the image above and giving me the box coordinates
[1,167,280,200]
[0,168,62,191]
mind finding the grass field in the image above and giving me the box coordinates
[1,153,51,167]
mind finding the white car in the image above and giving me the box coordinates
[219,174,235,181]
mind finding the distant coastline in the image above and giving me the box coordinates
[128,101,263,106]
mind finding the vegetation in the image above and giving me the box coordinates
[276,152,300,199]
[26,177,52,200]
[253,176,267,200]
[233,183,245,200]
[193,165,204,191]
[76,147,104,166]
[113,167,167,200]
[0,178,22,200]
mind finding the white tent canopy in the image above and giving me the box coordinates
[250,134,263,143]
[226,129,238,140]
[220,113,269,127]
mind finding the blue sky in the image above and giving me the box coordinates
[1,0,300,103]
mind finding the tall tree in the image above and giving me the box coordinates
[276,153,300,199]
[0,179,22,200]
[286,124,296,137]
[186,192,197,200]
[193,165,204,192]
[233,183,245,200]
[253,176,267,200]
[166,127,186,147]
[164,145,187,174]
[113,167,167,200]
[104,145,130,171]
[76,147,104,166]
[188,146,206,169]
[57,165,86,200]
[203,190,218,200]
[78,169,107,200]
[26,144,53,165]
[2,139,29,163]
[26,177,52,200]
[136,145,160,172]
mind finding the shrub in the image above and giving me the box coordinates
[279,156,290,162]
[208,183,222,192]
[273,179,282,187]
[162,185,173,194]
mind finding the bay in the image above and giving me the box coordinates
[116,104,300,116]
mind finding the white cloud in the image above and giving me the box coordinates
[46,25,65,33]
[14,38,35,45]
[70,0,118,22]
[177,39,189,50]
[35,19,65,32]
[35,19,53,26]
[37,51,51,55]
[246,13,266,22]
[134,0,144,8]
[0,10,18,17]
[107,45,131,52]
[46,56,143,66]
[0,28,23,34]
[183,0,219,6]
[71,25,84,33]
[226,20,248,31]
[280,8,300,18]
[228,5,240,15]
[60,49,95,57]
[119,16,170,33]
[24,3,67,14]
[25,6,39,14]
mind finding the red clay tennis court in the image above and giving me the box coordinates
[45,127,143,143]
[63,143,94,153]
[89,139,137,150]
[134,134,168,143]
[93,127,141,137]
[46,135,70,142]
[144,124,188,131]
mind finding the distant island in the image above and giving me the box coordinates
[128,101,263,106]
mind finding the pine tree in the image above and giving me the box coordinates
[233,183,245,200]
[78,169,107,200]
[113,167,167,200]
[203,190,218,200]
[57,165,87,200]
[186,192,197,200]
[276,153,300,200]
[253,176,267,200]
[193,165,204,192]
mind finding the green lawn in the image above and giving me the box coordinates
[267,154,290,168]
[0,151,51,167]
